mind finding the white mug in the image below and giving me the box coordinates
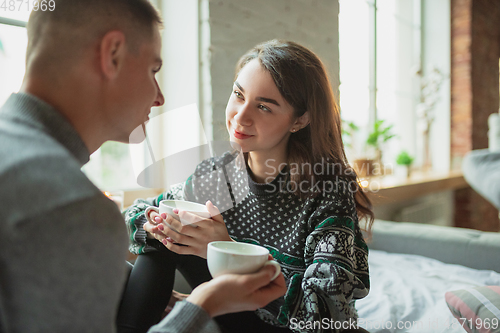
[207,241,281,281]
[145,200,211,229]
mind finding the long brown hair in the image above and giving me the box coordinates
[235,40,374,230]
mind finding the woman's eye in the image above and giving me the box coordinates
[258,104,272,113]
[233,90,243,99]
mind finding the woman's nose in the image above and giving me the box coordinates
[234,103,252,126]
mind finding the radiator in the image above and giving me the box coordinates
[394,192,453,226]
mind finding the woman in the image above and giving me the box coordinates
[117,39,374,333]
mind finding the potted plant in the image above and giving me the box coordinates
[342,121,372,177]
[366,119,396,168]
[342,120,359,155]
[396,150,414,178]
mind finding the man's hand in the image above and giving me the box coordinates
[185,264,286,318]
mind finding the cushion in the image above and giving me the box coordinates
[445,286,500,333]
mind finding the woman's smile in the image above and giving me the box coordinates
[233,129,254,140]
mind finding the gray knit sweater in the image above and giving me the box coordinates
[0,93,225,333]
[148,301,221,333]
[0,93,129,332]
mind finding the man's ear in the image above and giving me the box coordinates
[100,30,126,80]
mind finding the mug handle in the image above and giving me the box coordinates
[144,206,160,224]
[263,260,281,281]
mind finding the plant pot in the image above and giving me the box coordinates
[406,166,411,178]
[353,158,375,177]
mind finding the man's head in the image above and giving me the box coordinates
[26,0,162,73]
[23,0,165,149]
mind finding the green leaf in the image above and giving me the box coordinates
[396,151,414,165]
[381,124,393,135]
[366,132,378,146]
[366,119,396,147]
[348,122,359,131]
[383,134,396,142]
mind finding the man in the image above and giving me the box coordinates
[0,0,285,332]
[463,149,500,210]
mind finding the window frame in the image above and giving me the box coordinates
[0,16,27,27]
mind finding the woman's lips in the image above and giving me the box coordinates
[233,130,253,140]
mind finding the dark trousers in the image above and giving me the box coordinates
[116,240,293,333]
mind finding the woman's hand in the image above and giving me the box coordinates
[158,201,233,258]
[143,211,172,243]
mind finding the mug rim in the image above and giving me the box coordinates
[159,199,208,213]
[208,241,269,256]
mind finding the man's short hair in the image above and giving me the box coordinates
[26,0,162,70]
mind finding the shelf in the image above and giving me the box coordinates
[364,170,469,205]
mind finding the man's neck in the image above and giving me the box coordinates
[20,75,108,155]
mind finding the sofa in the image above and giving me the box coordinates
[357,220,500,333]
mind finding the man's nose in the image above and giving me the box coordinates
[153,80,164,107]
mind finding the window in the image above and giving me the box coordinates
[1,3,207,192]
[0,13,28,108]
[0,12,141,190]
[339,0,450,172]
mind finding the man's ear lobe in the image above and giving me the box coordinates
[100,30,126,79]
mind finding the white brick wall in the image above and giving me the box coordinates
[203,0,340,140]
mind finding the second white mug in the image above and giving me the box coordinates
[207,241,281,281]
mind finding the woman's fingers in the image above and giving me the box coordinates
[148,211,162,224]
[161,212,183,232]
[158,222,209,257]
[153,215,163,224]
[206,201,224,223]
[144,212,197,250]
[176,210,207,227]
[143,221,168,241]
[158,218,198,247]
[161,239,195,255]
[143,221,157,234]
[152,202,231,258]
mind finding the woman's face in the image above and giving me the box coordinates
[226,59,296,157]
